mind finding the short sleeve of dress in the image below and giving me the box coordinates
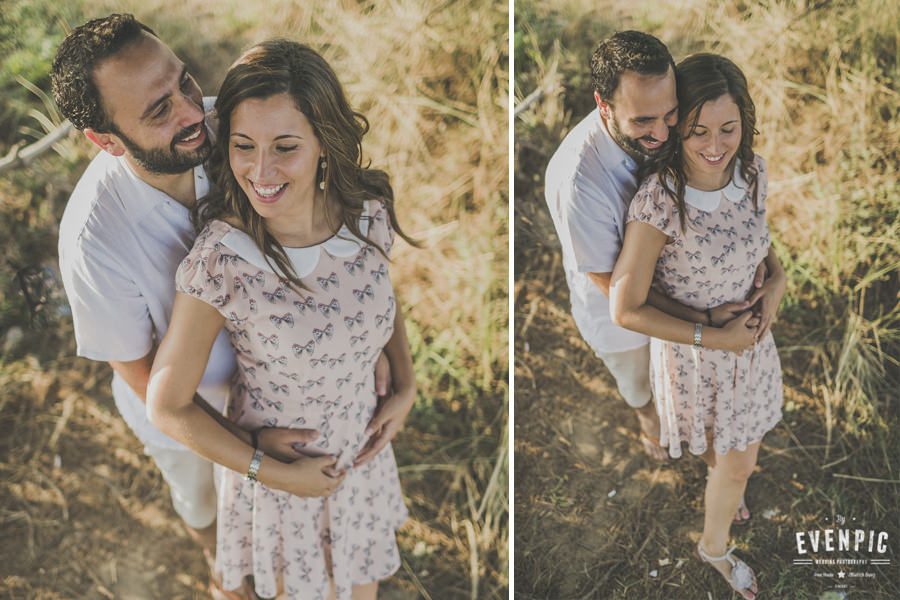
[365,199,396,258]
[626,177,681,239]
[174,226,237,314]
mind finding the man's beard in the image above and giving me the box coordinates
[607,114,669,163]
[114,123,212,175]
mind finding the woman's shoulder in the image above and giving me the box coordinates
[632,172,676,210]
[180,220,233,272]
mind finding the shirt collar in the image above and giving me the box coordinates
[218,202,370,278]
[117,156,209,222]
[682,159,750,211]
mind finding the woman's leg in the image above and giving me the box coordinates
[325,580,378,600]
[698,441,750,523]
[699,442,760,592]
[352,581,378,600]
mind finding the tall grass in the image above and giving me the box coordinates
[0,1,508,597]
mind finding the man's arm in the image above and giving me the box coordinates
[589,271,710,323]
[109,351,254,445]
[111,350,319,461]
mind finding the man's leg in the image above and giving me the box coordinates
[595,345,668,461]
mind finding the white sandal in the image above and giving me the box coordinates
[696,543,758,599]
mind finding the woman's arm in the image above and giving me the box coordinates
[147,291,344,496]
[588,272,750,326]
[354,301,416,467]
[609,222,756,352]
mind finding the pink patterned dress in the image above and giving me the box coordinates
[176,200,407,599]
[626,156,783,458]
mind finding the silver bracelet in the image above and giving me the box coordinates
[693,322,703,347]
[246,448,264,483]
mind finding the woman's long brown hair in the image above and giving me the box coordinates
[646,53,760,232]
[195,39,417,291]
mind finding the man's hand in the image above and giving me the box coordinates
[752,259,768,289]
[374,350,392,397]
[746,271,786,340]
[709,301,751,326]
[354,388,415,467]
[257,427,320,462]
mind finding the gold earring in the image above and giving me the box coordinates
[319,158,327,190]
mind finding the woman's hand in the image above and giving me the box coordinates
[264,454,346,497]
[745,271,786,340]
[710,311,758,353]
[709,301,751,326]
[354,387,415,467]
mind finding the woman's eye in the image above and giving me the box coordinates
[722,128,736,134]
[693,130,707,137]
[233,144,253,151]
[276,145,298,153]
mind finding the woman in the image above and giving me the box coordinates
[147,40,417,600]
[610,53,786,599]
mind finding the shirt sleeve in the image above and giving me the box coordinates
[626,180,681,239]
[563,178,623,274]
[175,237,237,315]
[365,199,395,258]
[60,239,154,362]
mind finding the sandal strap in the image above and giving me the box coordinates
[697,543,736,564]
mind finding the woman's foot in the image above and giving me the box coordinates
[635,402,668,461]
[696,542,758,600]
[733,495,751,525]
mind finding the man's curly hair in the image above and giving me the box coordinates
[51,14,156,132]
[590,31,675,102]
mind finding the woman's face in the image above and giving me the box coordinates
[681,94,742,185]
[228,93,323,221]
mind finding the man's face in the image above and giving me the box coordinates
[92,32,211,175]
[596,66,678,162]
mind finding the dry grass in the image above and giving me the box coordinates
[0,1,507,598]
[515,0,898,597]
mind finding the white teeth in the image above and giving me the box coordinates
[180,128,201,142]
[252,183,287,198]
[702,153,724,162]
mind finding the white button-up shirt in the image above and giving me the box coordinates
[58,99,236,450]
[544,109,650,353]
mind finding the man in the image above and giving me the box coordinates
[544,31,766,461]
[52,14,392,597]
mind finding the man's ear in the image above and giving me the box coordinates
[84,128,126,157]
[594,91,611,120]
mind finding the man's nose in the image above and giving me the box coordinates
[651,121,669,143]
[174,94,204,130]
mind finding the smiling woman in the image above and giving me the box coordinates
[146,39,421,600]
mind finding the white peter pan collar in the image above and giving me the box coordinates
[681,160,750,212]
[218,202,370,278]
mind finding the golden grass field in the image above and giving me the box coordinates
[0,1,508,598]
[515,0,898,598]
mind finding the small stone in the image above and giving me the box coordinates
[649,569,658,577]
[607,489,616,498]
